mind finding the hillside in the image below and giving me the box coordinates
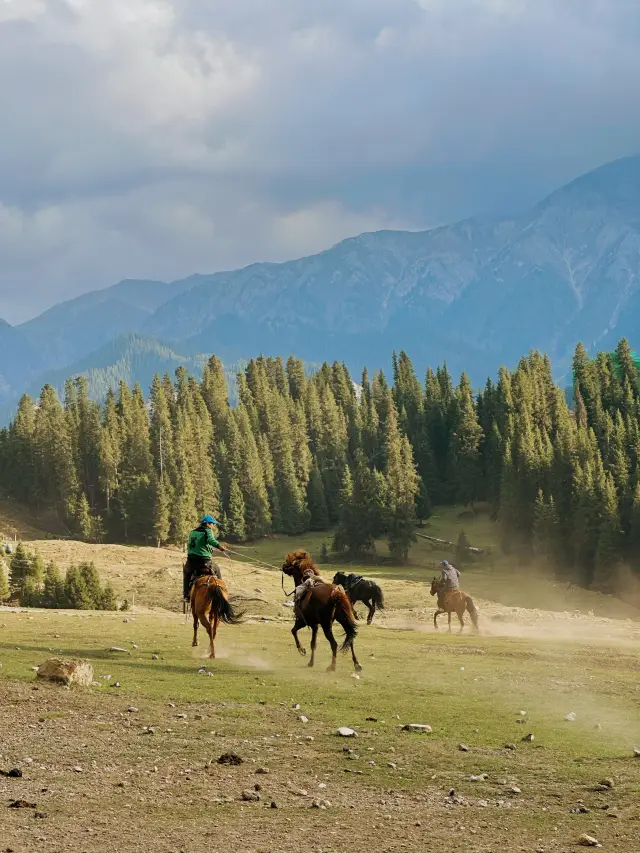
[2,156,640,412]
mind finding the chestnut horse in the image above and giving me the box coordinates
[282,551,362,672]
[430,577,479,633]
[191,575,242,659]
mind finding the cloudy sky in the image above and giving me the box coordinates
[1,0,639,322]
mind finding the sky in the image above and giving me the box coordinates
[1,0,640,323]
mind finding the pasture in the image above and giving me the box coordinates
[1,509,640,852]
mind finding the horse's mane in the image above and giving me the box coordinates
[286,550,320,576]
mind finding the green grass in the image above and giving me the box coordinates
[1,607,640,852]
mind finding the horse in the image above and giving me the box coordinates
[430,577,479,633]
[190,575,243,659]
[332,571,385,625]
[282,551,362,672]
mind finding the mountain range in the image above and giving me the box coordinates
[2,155,640,418]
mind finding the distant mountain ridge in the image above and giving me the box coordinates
[2,155,640,418]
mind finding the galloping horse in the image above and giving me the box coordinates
[430,577,479,633]
[282,551,362,672]
[332,571,385,625]
[191,575,242,659]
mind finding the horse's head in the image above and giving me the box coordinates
[332,571,347,586]
[430,577,440,596]
[282,550,318,582]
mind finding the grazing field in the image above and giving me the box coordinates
[1,509,640,853]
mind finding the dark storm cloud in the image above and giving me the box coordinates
[0,0,638,321]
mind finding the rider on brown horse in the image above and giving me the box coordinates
[183,515,228,602]
[437,560,460,605]
[293,563,327,621]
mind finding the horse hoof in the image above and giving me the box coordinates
[298,648,307,657]
[355,663,363,673]
[307,660,314,668]
[192,642,198,647]
[326,664,336,673]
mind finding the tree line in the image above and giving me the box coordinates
[0,543,117,609]
[1,341,639,593]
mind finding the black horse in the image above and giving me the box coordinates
[332,571,385,625]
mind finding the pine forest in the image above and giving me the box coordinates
[2,340,640,597]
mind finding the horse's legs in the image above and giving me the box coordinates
[291,618,307,657]
[457,609,465,634]
[349,638,362,673]
[434,609,444,629]
[321,620,338,672]
[198,611,212,655]
[192,600,199,647]
[448,611,452,633]
[209,613,219,659]
[308,624,318,668]
[365,599,375,625]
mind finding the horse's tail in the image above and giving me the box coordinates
[372,583,385,611]
[331,586,358,652]
[207,583,243,625]
[465,595,479,630]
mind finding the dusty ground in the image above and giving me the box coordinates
[1,516,639,852]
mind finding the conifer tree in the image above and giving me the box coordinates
[0,560,9,601]
[451,372,483,507]
[225,479,247,542]
[384,404,418,563]
[42,561,65,608]
[64,565,91,609]
[267,394,309,534]
[333,452,386,557]
[235,406,271,539]
[286,356,307,402]
[33,385,79,523]
[9,544,43,599]
[306,464,330,531]
[593,474,621,593]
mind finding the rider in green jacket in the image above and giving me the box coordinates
[183,515,228,600]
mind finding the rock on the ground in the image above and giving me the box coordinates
[299,715,309,723]
[634,746,640,758]
[522,733,535,742]
[36,658,94,687]
[470,774,488,782]
[241,790,260,802]
[565,712,577,722]
[504,743,517,750]
[218,753,243,766]
[0,768,22,778]
[598,777,614,789]
[402,724,433,733]
[578,835,601,848]
[337,727,357,737]
[311,799,331,809]
[458,744,469,752]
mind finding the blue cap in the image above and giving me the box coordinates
[440,560,449,567]
[201,515,218,525]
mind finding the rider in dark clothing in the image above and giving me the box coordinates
[183,515,228,601]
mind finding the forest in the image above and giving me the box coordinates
[1,339,640,595]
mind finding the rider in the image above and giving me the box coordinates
[294,565,325,621]
[183,515,228,601]
[438,560,460,607]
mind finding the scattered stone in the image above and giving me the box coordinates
[504,743,517,751]
[36,658,93,687]
[241,790,260,802]
[351,673,360,680]
[578,835,601,848]
[594,723,602,730]
[510,786,522,794]
[9,800,36,809]
[387,762,397,769]
[519,710,527,716]
[470,774,488,782]
[270,801,278,809]
[458,744,469,752]
[108,647,130,654]
[292,703,301,710]
[402,724,432,733]
[570,807,591,814]
[142,726,155,735]
[477,799,489,807]
[73,766,83,773]
[126,707,138,714]
[111,682,121,689]
[565,712,577,722]
[255,768,269,775]
[175,713,187,720]
[304,735,314,742]
[33,811,47,820]
[522,733,535,742]
[598,777,614,789]
[311,799,331,809]
[218,753,243,766]
[337,727,357,738]
[366,717,378,722]
[151,654,159,661]
[299,715,309,724]
[0,769,22,778]
[634,746,640,758]
[254,783,262,792]
[288,785,308,797]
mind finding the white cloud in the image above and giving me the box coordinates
[0,0,639,321]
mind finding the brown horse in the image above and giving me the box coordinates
[430,577,479,633]
[191,575,242,659]
[282,551,362,672]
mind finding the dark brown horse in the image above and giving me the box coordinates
[282,551,362,672]
[430,577,479,633]
[191,575,242,658]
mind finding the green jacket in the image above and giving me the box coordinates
[187,526,220,558]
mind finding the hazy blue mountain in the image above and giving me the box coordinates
[18,279,194,370]
[3,155,640,417]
